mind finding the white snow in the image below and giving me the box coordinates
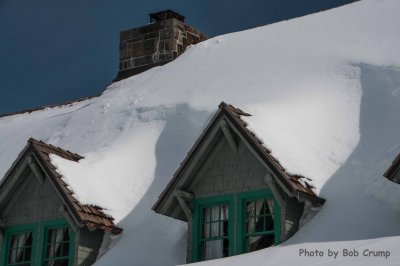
[185,236,400,266]
[49,120,164,222]
[1,0,400,265]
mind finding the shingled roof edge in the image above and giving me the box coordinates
[153,101,325,215]
[1,138,122,234]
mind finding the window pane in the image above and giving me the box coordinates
[200,204,229,261]
[44,226,71,265]
[263,215,274,231]
[244,197,276,253]
[210,222,220,238]
[46,244,51,258]
[222,220,229,237]
[7,232,33,265]
[23,247,32,261]
[202,239,229,260]
[245,216,254,233]
[63,228,70,242]
[203,239,223,260]
[61,242,70,257]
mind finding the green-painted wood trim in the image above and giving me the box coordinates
[192,194,234,262]
[37,219,76,266]
[1,219,76,266]
[1,223,38,266]
[192,190,281,261]
[274,197,281,246]
[236,189,280,254]
[192,201,200,262]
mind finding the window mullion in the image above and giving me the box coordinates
[239,191,279,255]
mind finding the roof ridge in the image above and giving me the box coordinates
[0,95,98,119]
[29,138,84,161]
[219,101,251,117]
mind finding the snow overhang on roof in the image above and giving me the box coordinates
[0,138,122,234]
[153,102,325,221]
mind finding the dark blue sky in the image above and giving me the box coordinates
[0,0,355,115]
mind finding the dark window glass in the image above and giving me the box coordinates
[244,199,275,252]
[7,231,33,266]
[43,227,71,266]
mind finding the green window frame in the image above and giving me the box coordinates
[192,195,234,262]
[1,219,75,266]
[237,190,281,254]
[192,190,281,262]
[38,220,75,266]
[2,224,37,266]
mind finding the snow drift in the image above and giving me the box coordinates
[1,0,400,265]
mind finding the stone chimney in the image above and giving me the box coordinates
[114,10,208,81]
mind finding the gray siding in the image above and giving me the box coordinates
[0,164,104,266]
[75,228,104,266]
[283,196,304,239]
[187,138,269,261]
[1,171,64,225]
[190,138,268,197]
[0,168,70,264]
[186,136,304,262]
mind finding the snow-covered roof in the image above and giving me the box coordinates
[0,138,122,234]
[1,0,400,265]
[153,102,325,219]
